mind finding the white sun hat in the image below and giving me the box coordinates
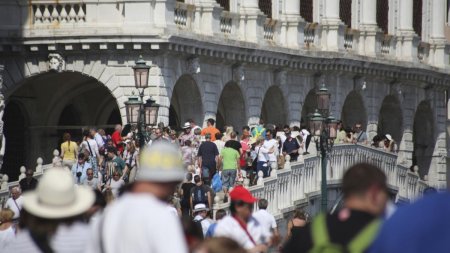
[194,203,209,213]
[22,168,95,219]
[182,122,191,129]
[385,134,392,141]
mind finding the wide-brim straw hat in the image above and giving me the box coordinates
[22,168,95,219]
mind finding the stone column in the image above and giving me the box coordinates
[319,0,343,51]
[193,0,222,36]
[280,0,304,48]
[358,0,378,56]
[154,0,176,28]
[428,0,447,67]
[239,0,265,43]
[396,0,418,61]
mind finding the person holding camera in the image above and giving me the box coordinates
[71,153,91,185]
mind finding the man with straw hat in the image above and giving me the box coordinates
[87,141,188,253]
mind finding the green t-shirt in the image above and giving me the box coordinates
[221,147,240,170]
[112,156,126,174]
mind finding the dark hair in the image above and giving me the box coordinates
[242,126,250,131]
[215,132,223,140]
[229,200,253,215]
[207,118,215,125]
[194,175,201,184]
[215,209,227,220]
[184,140,192,147]
[78,153,86,160]
[186,172,193,181]
[283,125,290,130]
[293,208,306,220]
[230,132,237,139]
[82,129,90,138]
[342,163,387,199]
[258,199,268,209]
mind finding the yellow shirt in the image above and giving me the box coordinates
[61,141,78,160]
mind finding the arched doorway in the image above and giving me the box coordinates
[341,91,367,130]
[378,95,403,143]
[2,71,121,179]
[260,86,287,127]
[301,89,317,127]
[216,82,246,131]
[413,101,435,178]
[169,75,203,129]
[2,101,27,179]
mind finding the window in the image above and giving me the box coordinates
[300,0,313,23]
[216,0,230,11]
[258,0,272,18]
[340,0,352,27]
[413,0,422,37]
[376,0,389,34]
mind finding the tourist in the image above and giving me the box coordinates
[86,142,188,253]
[383,134,397,153]
[82,168,102,191]
[299,126,311,155]
[105,170,125,199]
[0,208,15,250]
[81,129,101,178]
[90,128,105,151]
[205,209,227,238]
[223,126,234,142]
[4,168,95,253]
[255,137,273,178]
[282,163,388,253]
[4,187,23,224]
[190,175,212,212]
[335,121,346,144]
[19,169,38,193]
[122,140,138,182]
[220,140,241,201]
[352,123,368,145]
[71,153,91,185]
[214,132,225,154]
[111,124,124,154]
[188,119,202,136]
[253,199,279,243]
[60,132,78,170]
[282,208,307,245]
[214,185,269,252]
[196,237,247,253]
[105,146,127,181]
[263,129,278,172]
[193,203,212,237]
[180,173,196,217]
[179,122,194,146]
[197,133,219,185]
[201,118,220,141]
[181,140,195,168]
[225,131,242,154]
[282,130,300,162]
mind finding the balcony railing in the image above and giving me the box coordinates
[174,2,190,28]
[220,14,232,34]
[380,34,393,55]
[32,4,86,25]
[304,23,317,48]
[344,29,354,50]
[263,20,276,41]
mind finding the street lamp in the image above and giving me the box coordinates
[124,56,160,149]
[310,84,339,212]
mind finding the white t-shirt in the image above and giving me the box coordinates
[214,215,269,249]
[83,177,101,191]
[263,139,278,162]
[86,194,188,253]
[108,179,125,198]
[5,196,23,219]
[194,215,212,237]
[255,146,270,162]
[81,139,99,157]
[4,223,90,253]
[94,133,105,148]
[0,226,15,250]
[252,209,277,237]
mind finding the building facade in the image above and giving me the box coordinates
[0,0,449,188]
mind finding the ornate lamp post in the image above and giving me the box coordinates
[124,56,160,149]
[309,84,339,212]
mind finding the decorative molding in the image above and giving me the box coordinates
[188,57,201,74]
[48,53,65,72]
[232,64,245,82]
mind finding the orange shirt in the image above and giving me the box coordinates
[201,126,220,141]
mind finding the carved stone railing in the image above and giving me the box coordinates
[304,23,317,48]
[263,19,276,41]
[32,3,86,25]
[213,144,427,218]
[418,42,430,62]
[344,29,354,50]
[175,2,192,28]
[220,13,232,34]
[380,34,393,55]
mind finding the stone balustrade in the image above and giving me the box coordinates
[303,23,317,48]
[344,29,354,50]
[263,20,276,41]
[32,3,86,25]
[213,144,427,219]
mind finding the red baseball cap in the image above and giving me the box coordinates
[230,186,258,204]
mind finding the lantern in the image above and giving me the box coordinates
[132,55,150,89]
[309,110,324,137]
[143,97,160,126]
[326,114,339,139]
[124,96,142,125]
[316,83,330,117]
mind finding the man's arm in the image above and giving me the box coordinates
[207,190,212,209]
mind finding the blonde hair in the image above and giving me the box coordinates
[0,208,14,223]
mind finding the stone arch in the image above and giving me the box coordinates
[341,91,367,130]
[260,86,287,127]
[413,100,435,178]
[378,95,403,143]
[301,88,318,127]
[216,82,246,131]
[2,71,121,178]
[169,74,203,129]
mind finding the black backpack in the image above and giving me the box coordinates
[192,185,208,205]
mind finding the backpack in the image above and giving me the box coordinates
[211,173,222,193]
[309,213,380,253]
[192,185,208,205]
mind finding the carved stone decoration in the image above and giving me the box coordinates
[187,57,200,74]
[48,53,65,72]
[275,69,287,86]
[232,64,245,83]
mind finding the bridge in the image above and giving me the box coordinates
[0,144,428,222]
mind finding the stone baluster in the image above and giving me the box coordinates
[52,149,62,167]
[36,157,43,173]
[0,174,8,190]
[18,166,26,181]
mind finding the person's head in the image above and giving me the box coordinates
[256,136,265,146]
[155,128,162,138]
[11,186,21,200]
[257,198,268,210]
[112,170,122,181]
[230,131,237,140]
[215,132,223,141]
[78,153,86,164]
[215,209,227,221]
[133,142,185,200]
[186,172,193,182]
[194,203,209,218]
[86,168,94,180]
[342,163,388,216]
[98,129,106,136]
[194,128,202,136]
[26,169,34,179]
[115,124,122,132]
[354,123,363,133]
[229,186,258,221]
[293,208,307,220]
[259,118,264,126]
[242,126,250,138]
[194,175,202,185]
[205,133,212,141]
[187,119,196,126]
[89,128,97,137]
[63,132,71,142]
[169,130,177,140]
[207,118,215,127]
[82,129,90,139]
[337,121,343,130]
[266,129,273,139]
[126,140,136,153]
[183,122,192,133]
[0,208,14,224]
[197,237,247,253]
[106,146,117,159]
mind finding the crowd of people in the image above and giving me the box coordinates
[0,118,435,253]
